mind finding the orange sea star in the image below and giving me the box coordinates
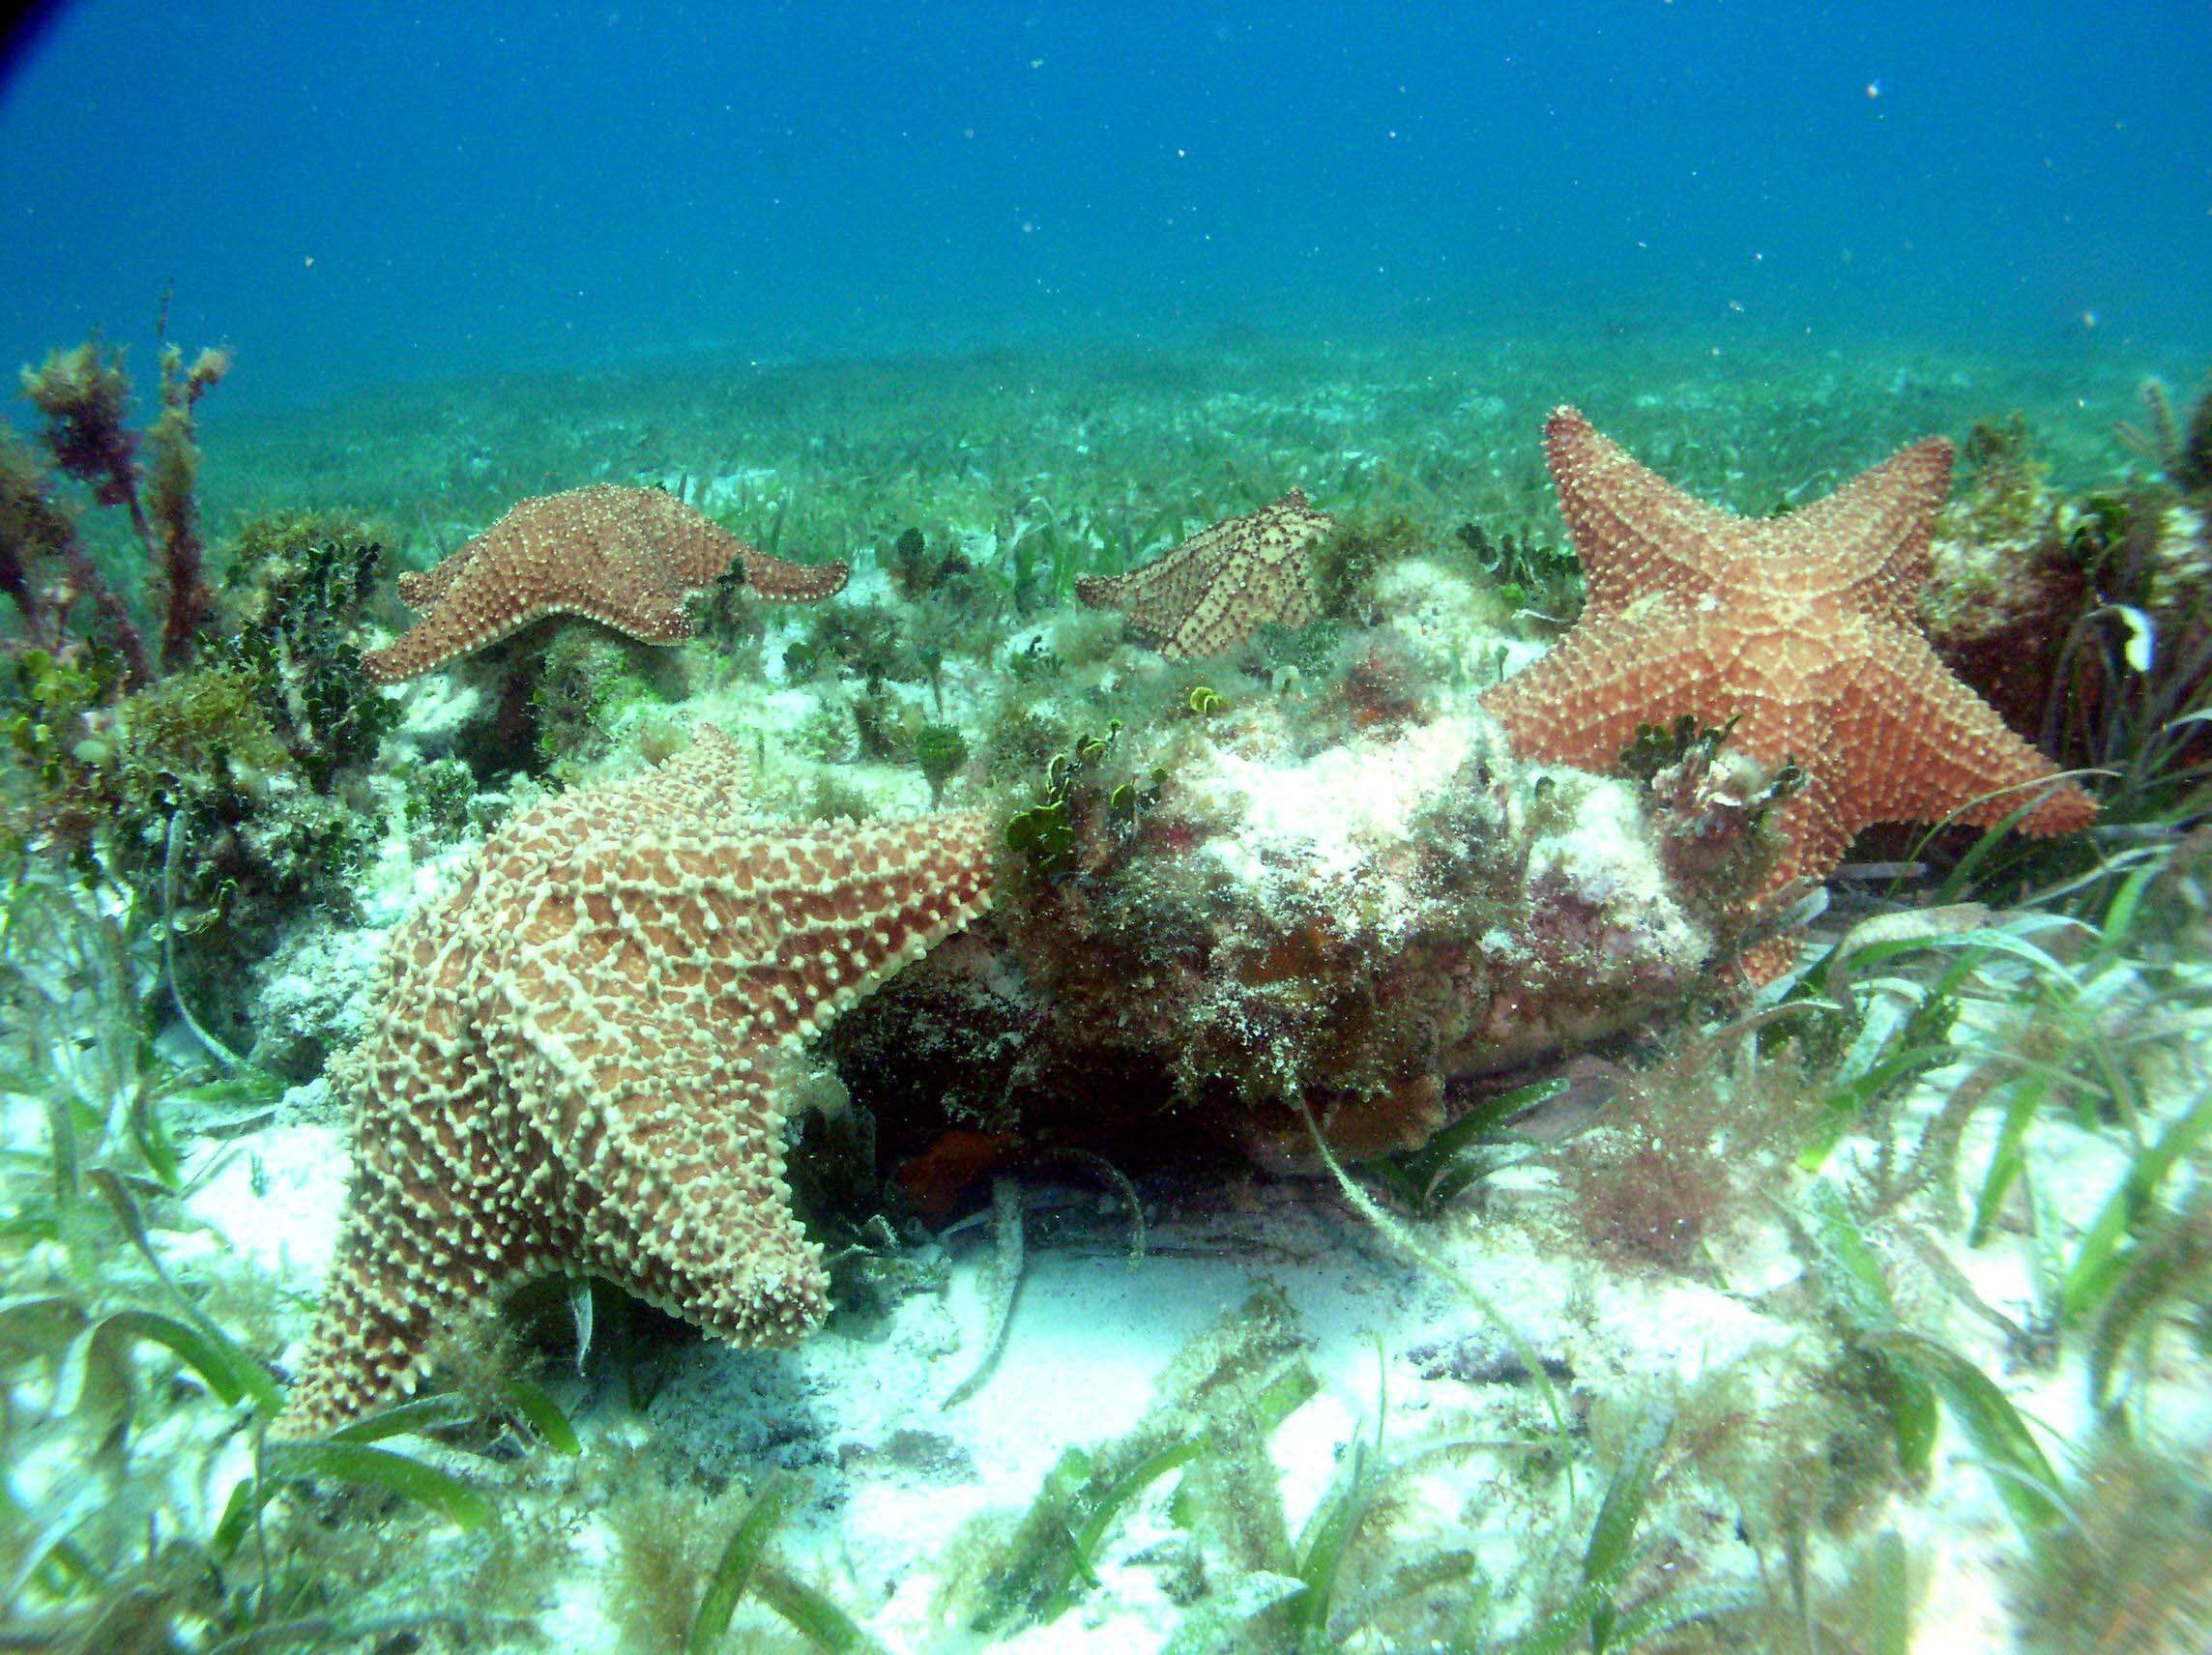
[1075,488,1335,659]
[360,483,848,683]
[273,729,994,1436]
[1481,406,2097,975]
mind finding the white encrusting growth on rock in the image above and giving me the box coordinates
[1182,711,1479,904]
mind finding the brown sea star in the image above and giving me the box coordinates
[273,728,994,1437]
[1075,488,1335,659]
[1481,406,2097,975]
[360,483,848,683]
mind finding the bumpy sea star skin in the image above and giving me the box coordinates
[360,483,849,683]
[1075,488,1335,658]
[273,729,993,1437]
[1482,407,2097,976]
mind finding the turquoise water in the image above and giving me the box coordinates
[3,1,2208,410]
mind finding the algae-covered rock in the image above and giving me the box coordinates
[837,692,1767,1187]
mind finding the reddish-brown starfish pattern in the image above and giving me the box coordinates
[274,729,995,1436]
[1076,488,1335,658]
[361,484,848,683]
[1483,407,2097,976]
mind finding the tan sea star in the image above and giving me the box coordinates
[1482,406,2097,976]
[360,483,849,683]
[1075,488,1335,658]
[273,728,994,1437]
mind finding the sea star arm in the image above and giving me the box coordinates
[393,539,479,611]
[1075,491,1333,659]
[362,486,847,682]
[273,730,996,1437]
[594,724,756,820]
[1545,408,1743,616]
[1165,546,1311,657]
[1768,437,1955,624]
[364,556,687,682]
[496,995,831,1347]
[274,984,531,1436]
[1481,616,1739,770]
[1076,535,1223,647]
[741,543,850,601]
[274,1166,518,1437]
[274,998,831,1437]
[1830,625,2098,836]
[1726,770,1870,980]
[475,813,998,1343]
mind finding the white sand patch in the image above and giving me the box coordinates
[183,1118,349,1284]
[615,1171,1848,1650]
[838,558,898,608]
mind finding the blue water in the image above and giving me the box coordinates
[1,0,2206,413]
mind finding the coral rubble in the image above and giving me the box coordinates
[833,696,1749,1179]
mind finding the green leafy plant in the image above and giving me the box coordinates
[913,721,970,807]
[1615,712,1805,817]
[1363,1077,1567,1217]
[1,644,121,793]
[962,1292,1318,1639]
[2086,1182,2212,1419]
[686,1473,885,1652]
[1454,520,1584,619]
[211,515,397,792]
[1004,719,1121,876]
[1456,1408,1731,1655]
[0,864,556,1649]
[1795,1178,2067,1540]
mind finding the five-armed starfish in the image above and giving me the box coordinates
[273,731,995,1436]
[1075,488,1335,658]
[1482,406,2096,974]
[362,484,849,682]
